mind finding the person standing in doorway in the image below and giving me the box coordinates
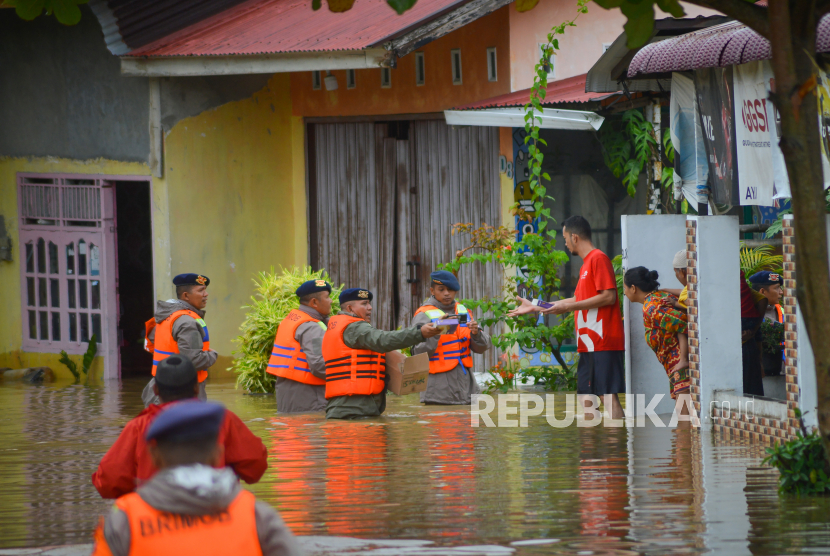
[268,279,332,413]
[410,270,491,405]
[508,215,625,420]
[143,273,217,406]
[749,271,784,377]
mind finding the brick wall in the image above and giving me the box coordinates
[685,219,701,417]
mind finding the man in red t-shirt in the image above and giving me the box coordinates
[509,215,625,419]
[91,355,267,499]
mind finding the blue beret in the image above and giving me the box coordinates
[173,273,210,287]
[749,271,783,287]
[145,400,225,443]
[339,288,373,304]
[430,270,460,291]
[296,279,332,298]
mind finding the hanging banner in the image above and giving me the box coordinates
[765,62,830,198]
[670,72,709,206]
[695,67,738,206]
[734,61,775,206]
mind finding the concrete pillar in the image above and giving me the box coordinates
[693,216,743,430]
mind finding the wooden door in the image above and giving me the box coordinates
[309,120,502,370]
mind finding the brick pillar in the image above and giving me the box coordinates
[781,217,801,437]
[686,218,701,416]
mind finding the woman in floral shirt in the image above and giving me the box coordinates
[623,267,691,405]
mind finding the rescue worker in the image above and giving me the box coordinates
[411,270,491,405]
[143,273,217,406]
[323,288,440,419]
[268,279,332,413]
[91,401,300,556]
[92,355,267,499]
[750,270,785,377]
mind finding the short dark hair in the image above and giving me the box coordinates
[156,377,198,403]
[176,284,197,298]
[155,434,220,466]
[562,215,592,240]
[624,266,660,293]
[300,291,327,305]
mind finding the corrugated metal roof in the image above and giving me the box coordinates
[128,0,471,57]
[628,14,830,77]
[454,74,616,110]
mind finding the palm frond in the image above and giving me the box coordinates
[739,242,783,278]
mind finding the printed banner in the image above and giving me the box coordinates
[764,62,830,198]
[734,61,775,206]
[670,72,709,206]
[695,67,739,206]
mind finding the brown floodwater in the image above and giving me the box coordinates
[0,378,829,555]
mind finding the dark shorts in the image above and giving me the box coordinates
[577,350,625,396]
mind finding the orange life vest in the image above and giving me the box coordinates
[266,309,326,386]
[775,304,783,324]
[94,489,262,556]
[414,303,473,374]
[146,310,210,383]
[322,314,386,399]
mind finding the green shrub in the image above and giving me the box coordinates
[231,266,341,393]
[763,412,830,495]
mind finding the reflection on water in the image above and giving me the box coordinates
[1,379,829,554]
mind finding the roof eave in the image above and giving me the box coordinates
[120,48,390,77]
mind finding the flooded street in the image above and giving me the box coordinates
[1,378,829,555]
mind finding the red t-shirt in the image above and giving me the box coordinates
[573,249,625,353]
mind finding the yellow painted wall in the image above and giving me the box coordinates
[0,156,149,381]
[162,73,305,376]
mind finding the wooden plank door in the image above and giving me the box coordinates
[406,121,502,370]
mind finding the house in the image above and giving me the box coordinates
[0,0,713,380]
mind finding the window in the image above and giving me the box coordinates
[312,70,321,90]
[451,49,462,85]
[18,174,111,354]
[381,67,392,88]
[487,47,497,82]
[347,69,356,89]
[538,43,554,77]
[415,52,425,86]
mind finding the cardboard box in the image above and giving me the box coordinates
[385,351,430,395]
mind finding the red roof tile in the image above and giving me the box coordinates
[128,0,470,56]
[454,74,616,110]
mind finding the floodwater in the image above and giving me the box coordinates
[1,378,829,555]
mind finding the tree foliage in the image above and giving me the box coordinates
[4,0,88,25]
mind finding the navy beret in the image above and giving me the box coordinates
[173,273,210,287]
[430,270,460,291]
[296,279,332,298]
[155,355,197,388]
[145,400,225,443]
[339,288,373,304]
[749,271,783,287]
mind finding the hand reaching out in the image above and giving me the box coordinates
[506,296,541,318]
[420,323,441,339]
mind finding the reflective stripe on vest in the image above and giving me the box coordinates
[114,490,263,556]
[321,314,386,399]
[414,303,473,374]
[266,309,327,386]
[151,310,210,383]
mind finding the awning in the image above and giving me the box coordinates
[628,14,830,77]
[446,73,610,130]
[454,74,616,110]
[444,107,604,130]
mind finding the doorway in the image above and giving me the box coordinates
[114,180,154,377]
